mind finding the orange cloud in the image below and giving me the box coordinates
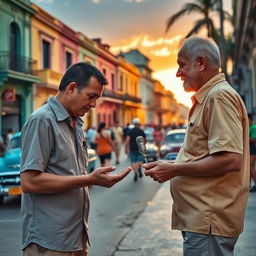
[111,34,182,54]
[110,34,192,107]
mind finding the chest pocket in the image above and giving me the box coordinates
[184,125,199,155]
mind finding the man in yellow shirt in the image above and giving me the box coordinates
[143,37,249,256]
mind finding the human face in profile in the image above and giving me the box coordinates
[176,53,199,92]
[68,76,103,117]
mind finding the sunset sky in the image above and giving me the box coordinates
[32,0,232,107]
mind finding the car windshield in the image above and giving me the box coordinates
[8,136,21,150]
[166,133,185,143]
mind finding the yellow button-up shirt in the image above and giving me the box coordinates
[171,73,249,237]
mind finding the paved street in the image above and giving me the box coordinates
[113,182,256,256]
[0,146,161,256]
[0,146,255,256]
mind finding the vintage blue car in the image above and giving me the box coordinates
[0,132,96,204]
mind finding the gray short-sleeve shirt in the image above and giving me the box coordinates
[20,96,90,252]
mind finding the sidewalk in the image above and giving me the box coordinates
[113,183,256,256]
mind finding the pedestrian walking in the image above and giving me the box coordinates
[87,126,97,150]
[153,125,164,152]
[20,62,131,256]
[248,113,256,192]
[95,122,115,167]
[125,118,145,181]
[112,121,123,164]
[143,37,249,256]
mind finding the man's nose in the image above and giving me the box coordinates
[90,99,97,108]
[176,69,181,77]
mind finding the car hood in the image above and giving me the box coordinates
[0,148,21,173]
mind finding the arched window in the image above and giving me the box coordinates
[10,22,20,55]
[9,22,21,71]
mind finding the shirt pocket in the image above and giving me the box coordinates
[184,125,199,155]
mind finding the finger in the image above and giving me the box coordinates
[142,161,158,170]
[98,166,116,174]
[117,167,132,178]
[144,165,158,176]
[111,168,131,183]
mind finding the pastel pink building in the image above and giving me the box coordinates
[93,39,121,128]
[59,23,80,73]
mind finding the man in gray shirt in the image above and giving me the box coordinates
[20,62,131,256]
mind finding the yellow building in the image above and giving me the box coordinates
[31,3,81,110]
[31,3,62,109]
[117,56,142,125]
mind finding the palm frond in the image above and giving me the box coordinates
[166,3,203,33]
[207,18,219,44]
[185,19,207,38]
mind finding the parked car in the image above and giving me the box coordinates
[0,132,97,204]
[144,130,158,162]
[159,129,186,160]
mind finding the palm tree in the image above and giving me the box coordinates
[165,0,230,79]
[166,0,219,40]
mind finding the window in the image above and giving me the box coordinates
[111,73,115,90]
[42,40,50,69]
[10,22,20,55]
[108,114,111,127]
[9,22,20,71]
[97,113,101,125]
[119,75,123,91]
[66,51,72,69]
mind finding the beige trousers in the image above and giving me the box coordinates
[23,242,88,256]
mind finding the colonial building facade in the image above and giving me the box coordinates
[233,0,256,115]
[0,0,186,138]
[0,0,38,136]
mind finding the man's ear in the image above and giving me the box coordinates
[66,82,77,96]
[197,55,207,71]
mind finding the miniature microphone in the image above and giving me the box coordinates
[136,136,148,163]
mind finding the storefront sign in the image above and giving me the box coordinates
[2,89,16,102]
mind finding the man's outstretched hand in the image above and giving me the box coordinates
[89,166,132,187]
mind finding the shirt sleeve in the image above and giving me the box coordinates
[20,118,53,173]
[206,92,243,155]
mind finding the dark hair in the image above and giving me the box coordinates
[97,122,106,134]
[59,62,108,91]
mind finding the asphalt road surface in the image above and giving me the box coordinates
[0,146,161,256]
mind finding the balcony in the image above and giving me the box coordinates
[34,69,63,88]
[103,89,123,100]
[0,51,34,74]
[123,94,141,103]
[0,51,39,85]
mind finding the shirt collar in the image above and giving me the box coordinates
[47,96,84,127]
[192,73,226,104]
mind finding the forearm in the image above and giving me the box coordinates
[173,152,242,177]
[21,171,92,194]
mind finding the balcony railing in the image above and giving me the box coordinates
[123,94,141,103]
[103,89,123,100]
[102,90,142,104]
[0,51,34,74]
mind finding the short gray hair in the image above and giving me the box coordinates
[179,37,221,70]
